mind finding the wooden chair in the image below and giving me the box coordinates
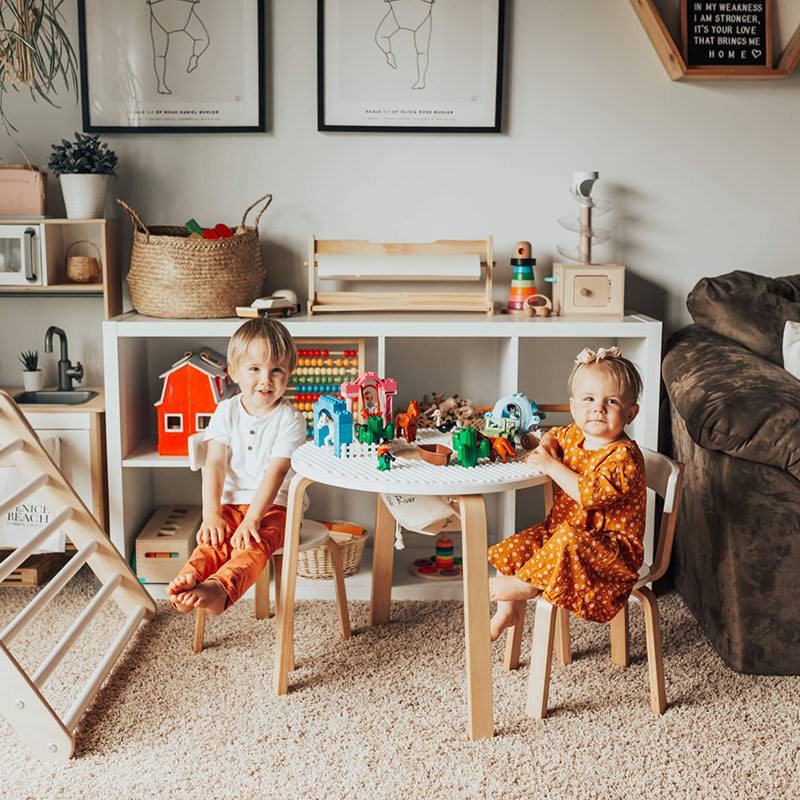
[186,433,351,654]
[505,448,683,717]
[192,518,351,653]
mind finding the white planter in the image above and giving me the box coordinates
[60,174,109,219]
[22,370,45,391]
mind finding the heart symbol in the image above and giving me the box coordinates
[752,49,762,59]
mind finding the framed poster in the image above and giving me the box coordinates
[78,0,265,133]
[681,0,772,69]
[318,0,505,133]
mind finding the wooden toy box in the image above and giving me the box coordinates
[135,506,201,583]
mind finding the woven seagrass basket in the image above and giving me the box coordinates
[117,194,272,318]
[296,532,369,579]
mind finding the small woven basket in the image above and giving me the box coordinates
[297,532,369,579]
[118,194,272,318]
[65,240,102,283]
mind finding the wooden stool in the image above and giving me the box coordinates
[192,519,351,653]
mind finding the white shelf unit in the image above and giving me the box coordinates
[103,311,662,601]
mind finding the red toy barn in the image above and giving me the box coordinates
[155,350,233,456]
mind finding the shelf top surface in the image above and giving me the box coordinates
[292,431,550,496]
[107,310,661,337]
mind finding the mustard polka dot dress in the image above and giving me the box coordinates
[488,424,646,623]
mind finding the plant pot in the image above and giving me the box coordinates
[22,370,45,391]
[60,174,109,219]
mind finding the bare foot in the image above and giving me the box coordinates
[167,573,198,612]
[490,599,526,641]
[490,575,541,602]
[180,579,229,616]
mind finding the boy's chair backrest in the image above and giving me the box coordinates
[640,447,683,584]
[188,433,207,472]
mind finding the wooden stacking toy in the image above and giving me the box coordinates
[508,240,538,314]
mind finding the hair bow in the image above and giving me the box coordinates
[575,346,622,364]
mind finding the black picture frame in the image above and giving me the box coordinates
[318,0,505,133]
[78,0,265,134]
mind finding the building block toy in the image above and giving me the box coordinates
[452,427,490,467]
[313,395,353,457]
[356,413,394,445]
[214,223,234,238]
[395,400,419,442]
[377,444,396,471]
[483,392,545,442]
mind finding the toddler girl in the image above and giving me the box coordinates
[488,346,646,640]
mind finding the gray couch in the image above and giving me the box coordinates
[662,271,800,675]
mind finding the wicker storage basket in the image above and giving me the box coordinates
[65,240,102,283]
[297,531,369,579]
[118,195,272,318]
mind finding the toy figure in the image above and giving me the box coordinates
[483,392,545,443]
[487,435,517,463]
[395,400,419,442]
[377,445,396,471]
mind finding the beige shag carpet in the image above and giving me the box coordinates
[1,570,798,800]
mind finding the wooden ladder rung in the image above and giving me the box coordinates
[1,541,98,646]
[0,473,49,517]
[0,438,24,461]
[0,508,73,584]
[62,606,147,732]
[33,575,122,690]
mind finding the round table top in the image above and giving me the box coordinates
[291,429,550,496]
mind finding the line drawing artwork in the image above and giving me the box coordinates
[147,0,211,94]
[375,0,435,89]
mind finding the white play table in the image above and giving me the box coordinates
[273,431,551,740]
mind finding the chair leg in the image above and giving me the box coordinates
[272,554,294,670]
[554,607,572,665]
[326,538,352,640]
[193,609,206,654]
[255,561,270,620]
[633,587,666,715]
[526,598,558,719]
[610,602,630,668]
[503,602,527,670]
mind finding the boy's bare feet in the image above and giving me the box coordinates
[490,575,541,602]
[167,573,198,612]
[490,599,525,642]
[179,579,228,616]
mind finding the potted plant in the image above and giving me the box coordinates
[18,349,43,391]
[48,132,118,219]
[0,1,78,133]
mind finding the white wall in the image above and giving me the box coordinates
[1,0,799,387]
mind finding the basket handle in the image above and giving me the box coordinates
[240,193,273,230]
[65,240,102,263]
[116,198,151,241]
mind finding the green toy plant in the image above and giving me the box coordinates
[0,0,79,132]
[17,348,38,371]
[48,132,118,177]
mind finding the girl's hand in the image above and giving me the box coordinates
[231,517,263,550]
[198,513,228,547]
[536,434,562,460]
[526,448,558,476]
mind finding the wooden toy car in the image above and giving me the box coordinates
[236,290,300,319]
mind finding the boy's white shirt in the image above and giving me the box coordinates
[203,396,308,508]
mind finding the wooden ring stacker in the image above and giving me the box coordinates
[525,294,552,318]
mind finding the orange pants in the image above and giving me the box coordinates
[176,504,286,608]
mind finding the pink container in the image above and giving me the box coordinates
[0,166,46,216]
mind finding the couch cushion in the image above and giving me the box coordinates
[785,321,800,382]
[663,326,800,482]
[687,271,800,366]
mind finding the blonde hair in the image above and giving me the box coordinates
[227,318,297,372]
[567,350,642,404]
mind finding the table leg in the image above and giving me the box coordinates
[369,493,396,626]
[273,473,313,695]
[457,494,493,741]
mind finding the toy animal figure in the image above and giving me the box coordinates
[452,427,490,468]
[377,445,396,471]
[395,400,419,442]
[486,435,516,463]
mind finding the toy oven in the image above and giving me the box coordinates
[0,224,45,286]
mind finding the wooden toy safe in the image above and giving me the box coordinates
[550,262,625,316]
